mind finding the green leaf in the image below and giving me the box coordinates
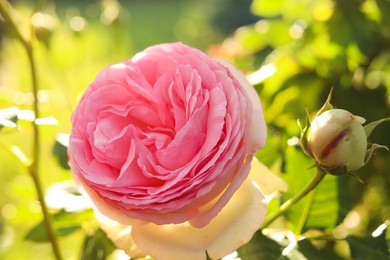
[52,134,70,170]
[80,228,116,260]
[364,118,390,139]
[346,225,389,260]
[25,209,93,242]
[237,231,288,260]
[284,146,338,233]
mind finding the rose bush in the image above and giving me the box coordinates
[69,42,267,259]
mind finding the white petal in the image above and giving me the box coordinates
[96,212,146,258]
[249,158,288,196]
[131,179,266,260]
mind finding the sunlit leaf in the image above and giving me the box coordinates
[16,109,35,122]
[0,119,17,129]
[25,209,93,242]
[80,228,116,260]
[0,106,18,130]
[45,180,91,212]
[35,116,58,125]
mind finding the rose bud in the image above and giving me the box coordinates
[308,109,367,173]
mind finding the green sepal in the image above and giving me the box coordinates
[299,88,334,158]
[347,172,364,184]
[364,117,390,139]
[315,88,334,117]
[298,107,313,157]
[320,164,348,176]
[306,163,318,171]
[319,164,365,183]
[365,143,389,164]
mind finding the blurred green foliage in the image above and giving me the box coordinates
[0,0,389,259]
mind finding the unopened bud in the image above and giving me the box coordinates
[308,109,367,173]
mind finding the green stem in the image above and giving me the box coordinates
[0,1,28,46]
[28,44,63,260]
[260,168,326,230]
[0,1,62,259]
[295,186,316,235]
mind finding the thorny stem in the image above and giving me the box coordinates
[260,168,326,230]
[0,1,62,259]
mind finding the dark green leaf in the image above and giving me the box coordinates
[297,239,320,259]
[80,228,116,260]
[298,238,345,260]
[25,209,93,242]
[347,226,389,260]
[52,134,70,169]
[237,231,288,260]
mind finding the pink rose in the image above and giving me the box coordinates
[69,42,267,259]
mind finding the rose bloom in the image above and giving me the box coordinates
[69,42,268,259]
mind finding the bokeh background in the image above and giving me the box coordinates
[0,0,389,259]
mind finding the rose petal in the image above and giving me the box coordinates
[99,177,266,260]
[96,212,146,258]
[215,58,267,149]
[249,157,288,195]
[188,156,252,228]
[72,174,146,226]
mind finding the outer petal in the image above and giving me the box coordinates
[131,179,266,260]
[97,168,267,260]
[96,212,146,258]
[188,156,252,228]
[249,158,288,196]
[72,174,146,226]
